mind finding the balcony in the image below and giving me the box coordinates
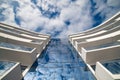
[69,12,120,80]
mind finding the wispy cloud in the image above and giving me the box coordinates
[92,0,120,20]
[0,0,18,26]
[0,0,120,38]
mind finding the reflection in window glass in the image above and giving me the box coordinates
[0,61,15,76]
[0,42,33,51]
[103,60,120,74]
[24,39,96,80]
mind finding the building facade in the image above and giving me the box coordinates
[69,12,120,80]
[0,23,50,80]
[0,11,120,80]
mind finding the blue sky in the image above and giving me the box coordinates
[0,0,120,38]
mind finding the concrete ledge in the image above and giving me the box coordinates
[0,47,37,66]
[72,24,120,46]
[0,30,48,46]
[95,62,120,80]
[0,22,50,37]
[81,45,120,65]
[0,36,44,54]
[77,34,120,53]
[69,11,120,38]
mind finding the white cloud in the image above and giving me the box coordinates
[0,0,18,27]
[93,0,120,20]
[107,0,120,7]
[0,0,93,38]
[16,0,46,30]
[57,0,93,38]
[0,0,119,38]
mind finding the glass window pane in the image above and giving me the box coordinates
[0,61,16,76]
[0,42,33,51]
[24,39,96,80]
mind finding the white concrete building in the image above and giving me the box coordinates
[0,23,50,79]
[69,11,120,80]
